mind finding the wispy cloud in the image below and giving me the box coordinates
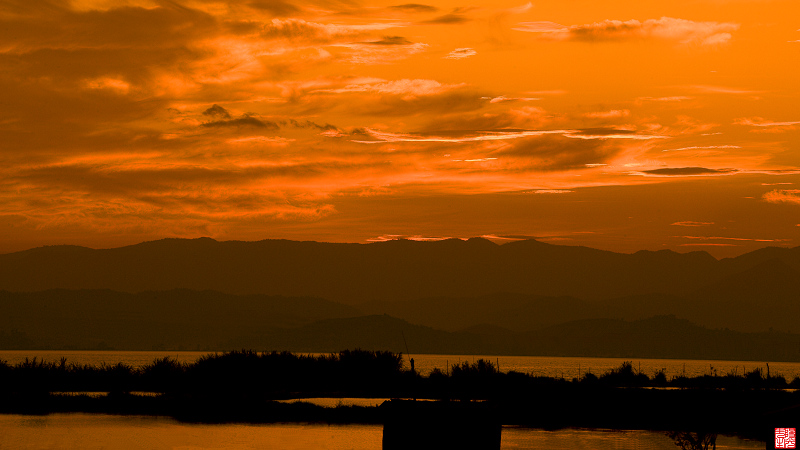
[661,145,740,152]
[349,126,667,144]
[679,243,736,247]
[445,48,477,59]
[351,128,572,143]
[734,117,800,131]
[584,109,630,119]
[422,8,472,24]
[676,235,790,242]
[507,2,533,14]
[316,78,465,98]
[671,221,714,227]
[687,85,764,95]
[530,189,574,194]
[367,234,456,242]
[763,189,800,205]
[514,17,739,46]
[390,4,439,13]
[639,167,738,176]
[261,18,406,42]
[637,96,693,102]
[481,96,540,103]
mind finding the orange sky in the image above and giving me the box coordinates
[1,0,799,257]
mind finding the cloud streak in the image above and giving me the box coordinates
[514,17,739,45]
[445,48,477,59]
[640,167,738,176]
[763,189,800,205]
[735,117,800,131]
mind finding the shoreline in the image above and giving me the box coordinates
[0,389,788,443]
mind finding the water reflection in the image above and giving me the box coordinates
[0,415,764,450]
[502,428,759,450]
[666,431,717,450]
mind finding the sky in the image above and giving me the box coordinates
[1,0,799,257]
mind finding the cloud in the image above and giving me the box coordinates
[584,110,630,119]
[687,85,763,95]
[763,189,800,205]
[0,3,218,53]
[514,17,739,46]
[390,4,439,12]
[507,2,533,14]
[352,128,572,143]
[481,96,539,103]
[417,105,550,132]
[350,125,666,145]
[248,0,301,17]
[422,8,472,24]
[367,234,455,242]
[445,48,477,59]
[530,189,574,194]
[496,134,623,171]
[334,40,429,64]
[260,18,404,42]
[202,104,232,120]
[201,114,280,129]
[640,167,738,176]
[676,235,790,242]
[734,117,800,131]
[637,96,693,102]
[568,128,667,140]
[661,145,740,152]
[671,221,714,227]
[480,234,538,241]
[317,78,465,98]
[679,243,735,247]
[84,77,131,94]
[365,36,414,45]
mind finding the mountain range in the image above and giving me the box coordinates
[1,237,799,359]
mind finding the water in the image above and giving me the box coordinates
[1,350,797,380]
[0,415,763,449]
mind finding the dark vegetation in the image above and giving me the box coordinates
[1,350,799,443]
[2,350,798,395]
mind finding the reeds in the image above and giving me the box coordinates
[0,352,795,398]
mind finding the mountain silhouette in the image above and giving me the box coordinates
[0,237,753,303]
[0,289,359,350]
[3,237,800,355]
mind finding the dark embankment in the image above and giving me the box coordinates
[1,350,799,442]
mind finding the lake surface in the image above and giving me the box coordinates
[0,414,764,449]
[1,350,798,380]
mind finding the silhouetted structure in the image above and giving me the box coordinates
[381,400,500,450]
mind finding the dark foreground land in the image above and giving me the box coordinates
[2,350,797,445]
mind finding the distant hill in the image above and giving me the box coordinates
[0,289,360,350]
[2,237,800,342]
[0,236,775,303]
[360,293,608,332]
[5,296,800,361]
[520,315,800,362]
